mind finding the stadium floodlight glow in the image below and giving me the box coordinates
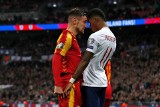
[113,1,117,4]
[0,17,160,32]
[53,3,57,7]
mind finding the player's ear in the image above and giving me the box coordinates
[94,17,99,22]
[72,17,78,25]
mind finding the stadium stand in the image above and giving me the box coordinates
[0,0,160,24]
[0,0,160,106]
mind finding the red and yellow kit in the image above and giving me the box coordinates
[105,60,112,99]
[52,30,82,107]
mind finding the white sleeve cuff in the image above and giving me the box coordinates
[69,78,76,84]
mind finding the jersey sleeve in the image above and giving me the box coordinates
[86,34,98,53]
[52,53,62,87]
[52,31,72,87]
[55,31,72,56]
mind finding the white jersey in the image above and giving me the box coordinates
[82,27,116,87]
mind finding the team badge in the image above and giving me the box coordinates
[88,38,95,44]
[87,45,93,49]
[56,42,64,49]
[87,38,95,50]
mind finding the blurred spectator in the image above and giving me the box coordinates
[0,0,160,24]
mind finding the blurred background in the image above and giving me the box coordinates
[0,0,160,106]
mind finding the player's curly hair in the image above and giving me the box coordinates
[87,8,106,21]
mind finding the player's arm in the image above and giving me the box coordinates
[52,53,63,87]
[64,36,97,95]
[52,32,72,95]
[64,51,93,95]
[72,51,93,81]
[52,54,64,96]
[69,36,97,83]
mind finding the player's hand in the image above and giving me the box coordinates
[64,82,73,96]
[54,86,65,98]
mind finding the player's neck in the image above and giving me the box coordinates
[97,22,107,31]
[66,26,77,36]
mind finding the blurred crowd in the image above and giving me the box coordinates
[111,30,160,103]
[0,0,160,24]
[0,0,160,104]
[0,61,56,103]
[0,32,55,56]
[0,27,160,104]
[112,44,160,103]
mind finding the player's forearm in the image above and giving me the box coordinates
[70,51,93,83]
[52,54,62,87]
[72,59,88,80]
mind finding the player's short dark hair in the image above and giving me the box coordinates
[87,8,106,21]
[67,8,86,17]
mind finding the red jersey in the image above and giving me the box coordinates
[105,60,111,84]
[105,60,112,99]
[52,30,81,86]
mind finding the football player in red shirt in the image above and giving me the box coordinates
[52,8,87,107]
[104,60,112,107]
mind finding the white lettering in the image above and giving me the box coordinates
[122,20,136,25]
[112,21,122,26]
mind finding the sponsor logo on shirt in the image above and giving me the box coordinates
[56,42,64,49]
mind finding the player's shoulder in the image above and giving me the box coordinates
[89,27,110,39]
[62,30,72,36]
[60,30,72,39]
[89,30,100,39]
[101,27,115,36]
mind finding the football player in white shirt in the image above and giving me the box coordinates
[64,8,116,107]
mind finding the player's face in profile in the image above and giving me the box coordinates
[76,16,87,34]
[88,17,97,32]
